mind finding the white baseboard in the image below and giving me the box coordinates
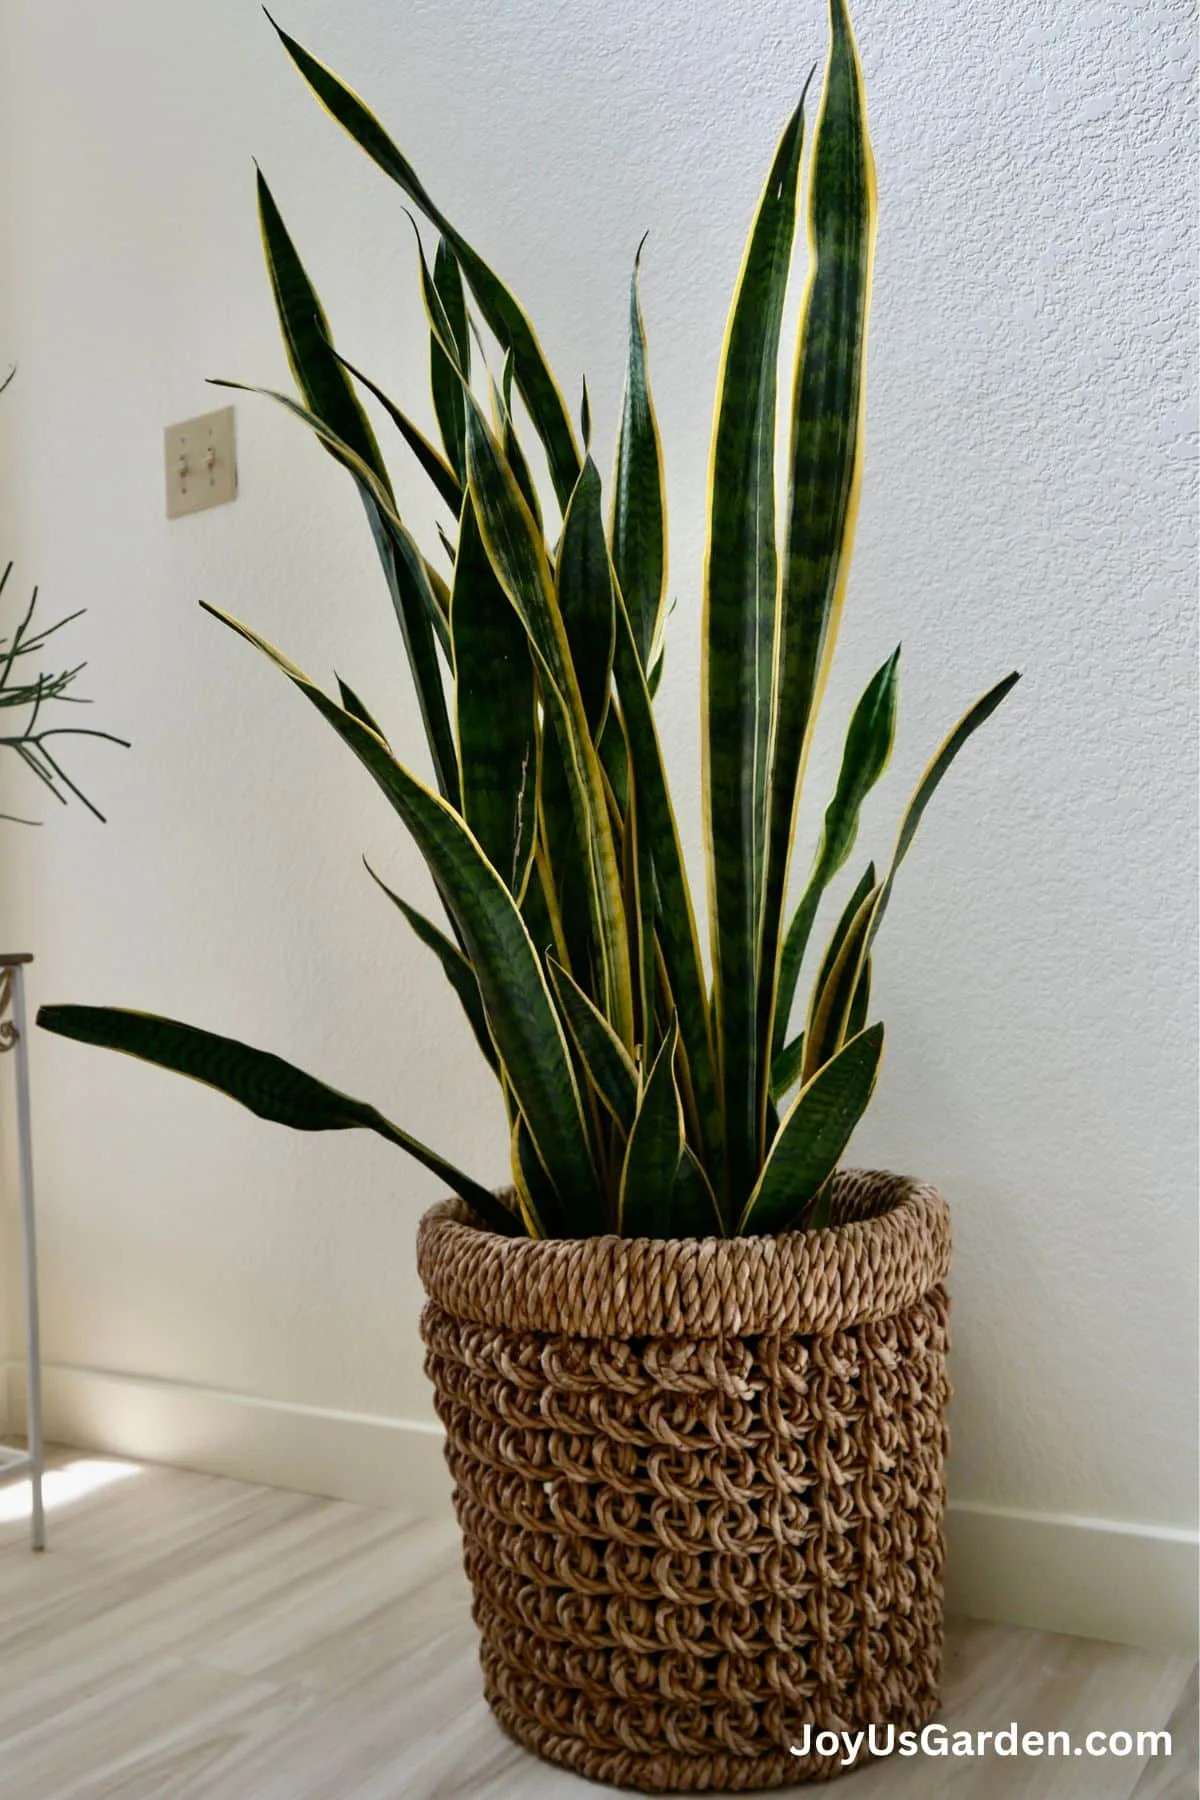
[3,1358,453,1516]
[946,1501,1197,1658]
[5,1359,1195,1656]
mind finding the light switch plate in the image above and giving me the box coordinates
[164,406,237,518]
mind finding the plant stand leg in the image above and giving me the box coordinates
[7,961,45,1551]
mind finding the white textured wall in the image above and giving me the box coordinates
[0,0,1195,1615]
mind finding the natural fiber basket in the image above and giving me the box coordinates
[417,1168,951,1793]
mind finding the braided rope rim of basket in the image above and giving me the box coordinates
[417,1167,950,1338]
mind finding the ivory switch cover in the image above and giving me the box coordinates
[164,406,237,518]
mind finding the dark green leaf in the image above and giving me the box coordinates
[227,184,461,807]
[450,495,537,895]
[256,167,390,490]
[513,1110,566,1238]
[363,858,497,1074]
[36,1002,516,1232]
[769,1031,806,1103]
[331,345,462,514]
[758,2,877,1162]
[432,236,469,482]
[336,677,384,738]
[546,956,637,1132]
[770,648,897,1065]
[802,878,878,1081]
[703,97,807,1206]
[200,601,606,1229]
[670,1147,723,1238]
[269,15,582,508]
[739,1022,883,1235]
[463,398,633,1049]
[612,240,666,668]
[611,581,722,1203]
[846,956,870,1040]
[556,459,615,738]
[618,1020,684,1237]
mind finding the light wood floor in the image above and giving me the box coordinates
[0,1454,1194,1799]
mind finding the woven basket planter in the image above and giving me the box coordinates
[417,1168,951,1793]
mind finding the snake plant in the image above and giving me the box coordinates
[39,1,1017,1238]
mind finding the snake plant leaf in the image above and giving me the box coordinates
[255,178,459,741]
[804,669,1021,1078]
[865,670,1022,962]
[770,647,898,1064]
[802,878,879,1080]
[535,728,592,982]
[809,860,876,1008]
[703,95,807,1208]
[431,237,469,484]
[846,956,871,1041]
[492,354,543,534]
[330,345,463,516]
[463,397,634,1050]
[364,501,458,795]
[269,14,582,510]
[759,0,877,1134]
[546,956,638,1132]
[739,1021,883,1235]
[214,379,458,812]
[362,858,498,1075]
[612,240,666,669]
[418,557,453,661]
[199,600,606,1230]
[618,1020,684,1238]
[556,458,616,738]
[450,495,538,895]
[670,1147,723,1238]
[434,238,471,369]
[512,1111,566,1239]
[610,580,722,1200]
[627,756,657,1058]
[335,677,384,738]
[598,710,629,817]
[769,1031,806,1104]
[36,1003,516,1233]
[256,167,390,491]
[580,377,592,450]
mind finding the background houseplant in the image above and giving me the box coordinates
[36,3,1015,1241]
[0,372,126,829]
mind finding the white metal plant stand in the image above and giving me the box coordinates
[0,954,45,1550]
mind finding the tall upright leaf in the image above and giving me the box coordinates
[758,0,877,1145]
[802,670,1020,1079]
[556,459,616,738]
[268,13,582,509]
[431,237,470,483]
[463,404,635,1050]
[618,1021,684,1238]
[611,241,666,668]
[703,97,807,1207]
[770,646,898,1065]
[450,495,537,895]
[253,175,459,805]
[611,584,722,1195]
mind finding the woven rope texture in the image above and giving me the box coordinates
[419,1169,951,1793]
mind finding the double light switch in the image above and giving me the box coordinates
[164,406,237,518]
